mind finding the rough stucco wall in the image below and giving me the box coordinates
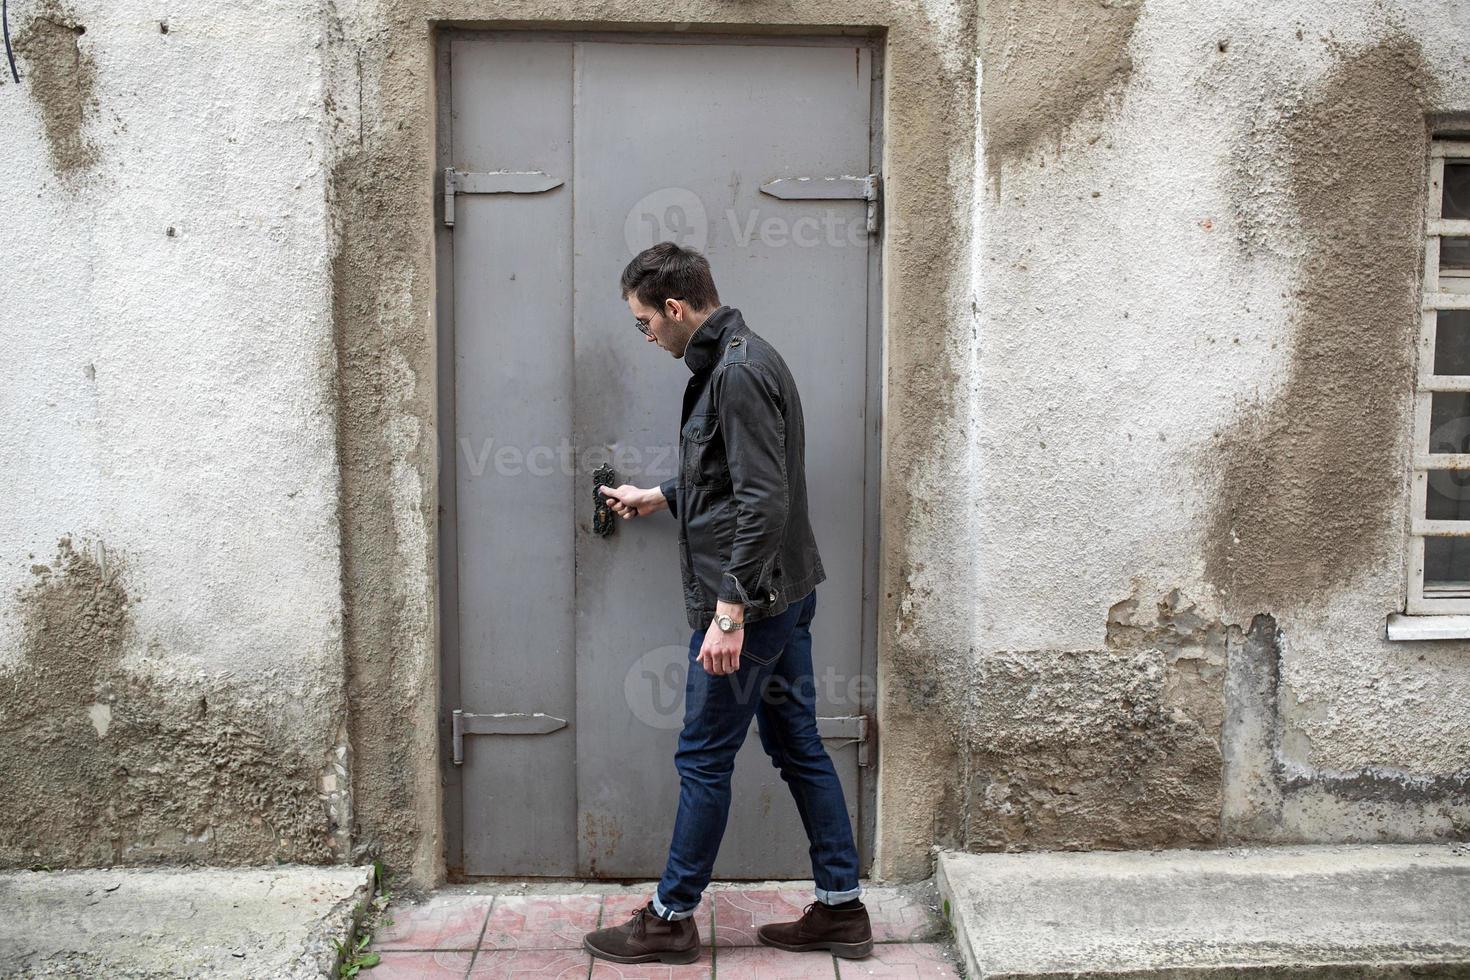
[973,0,1470,851]
[0,0,982,886]
[0,0,349,865]
[11,0,1463,888]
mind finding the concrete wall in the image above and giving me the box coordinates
[963,0,1470,853]
[1,0,1465,888]
[0,0,350,865]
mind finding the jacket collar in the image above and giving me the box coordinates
[682,305,743,375]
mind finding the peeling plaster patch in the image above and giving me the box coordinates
[14,0,98,177]
[1222,610,1470,842]
[980,0,1142,185]
[1221,613,1285,839]
[966,590,1227,850]
[87,701,110,737]
[971,583,1470,851]
[0,538,339,866]
[1206,37,1432,610]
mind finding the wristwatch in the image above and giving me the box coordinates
[715,613,745,633]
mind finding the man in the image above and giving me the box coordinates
[583,242,872,964]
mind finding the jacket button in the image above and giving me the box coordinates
[769,591,778,602]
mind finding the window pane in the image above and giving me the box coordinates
[1442,236,1470,272]
[1428,392,1470,453]
[1444,163,1470,220]
[1427,470,1470,519]
[1434,310,1470,375]
[1424,536,1470,591]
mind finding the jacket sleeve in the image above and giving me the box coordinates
[659,476,679,519]
[714,363,788,605]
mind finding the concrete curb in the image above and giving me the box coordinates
[935,850,981,979]
[0,864,381,978]
[936,845,1470,979]
[295,864,377,979]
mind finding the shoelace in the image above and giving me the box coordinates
[627,904,649,939]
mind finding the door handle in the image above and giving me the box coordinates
[593,463,617,537]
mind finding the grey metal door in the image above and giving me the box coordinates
[440,30,881,879]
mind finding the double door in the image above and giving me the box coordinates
[439,30,881,878]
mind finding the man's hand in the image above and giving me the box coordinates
[698,600,746,675]
[598,483,669,520]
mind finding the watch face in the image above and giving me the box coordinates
[717,615,732,631]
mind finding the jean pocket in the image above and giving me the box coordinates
[741,646,781,668]
[741,629,786,667]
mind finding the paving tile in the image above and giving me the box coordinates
[480,894,605,951]
[711,888,811,947]
[600,894,715,947]
[860,887,946,943]
[587,954,712,979]
[711,945,838,978]
[834,942,960,978]
[371,949,476,977]
[374,894,494,951]
[468,947,592,978]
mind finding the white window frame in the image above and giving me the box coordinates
[1405,139,1470,616]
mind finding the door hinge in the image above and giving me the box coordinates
[816,714,871,767]
[759,173,881,235]
[452,708,568,765]
[442,168,565,227]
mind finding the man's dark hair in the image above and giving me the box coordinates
[620,241,720,313]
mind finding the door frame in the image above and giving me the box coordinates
[434,26,886,881]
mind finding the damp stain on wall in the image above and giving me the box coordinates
[0,537,338,867]
[980,0,1143,186]
[966,590,1228,851]
[1206,36,1433,611]
[13,0,98,177]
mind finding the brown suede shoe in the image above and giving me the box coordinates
[583,900,701,964]
[757,900,874,958]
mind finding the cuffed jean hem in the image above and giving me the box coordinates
[816,884,864,905]
[651,892,696,921]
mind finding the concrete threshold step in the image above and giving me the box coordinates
[936,844,1470,979]
[0,863,376,979]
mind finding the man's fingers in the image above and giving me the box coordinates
[599,484,643,519]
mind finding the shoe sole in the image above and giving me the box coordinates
[582,939,701,965]
[756,934,875,959]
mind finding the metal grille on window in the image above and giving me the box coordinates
[1408,141,1470,612]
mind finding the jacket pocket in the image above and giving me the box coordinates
[681,412,729,489]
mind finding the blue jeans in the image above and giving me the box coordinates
[651,589,862,920]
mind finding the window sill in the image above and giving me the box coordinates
[1385,613,1470,641]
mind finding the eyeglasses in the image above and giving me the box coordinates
[634,297,684,337]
